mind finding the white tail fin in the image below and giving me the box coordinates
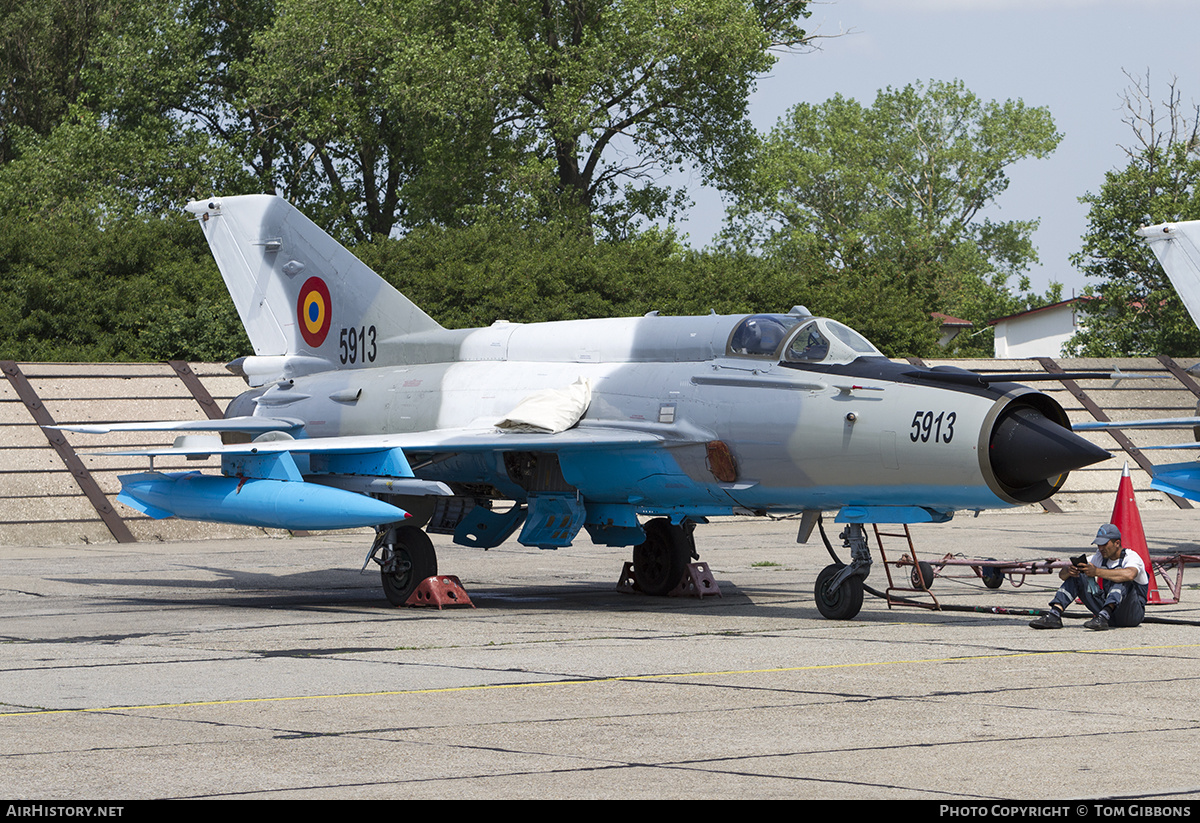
[185,195,442,370]
[1138,220,1200,330]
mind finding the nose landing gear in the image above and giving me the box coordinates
[815,523,872,620]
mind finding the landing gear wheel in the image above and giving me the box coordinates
[632,518,693,596]
[815,563,864,620]
[377,526,438,606]
[911,561,936,590]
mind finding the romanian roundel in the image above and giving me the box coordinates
[297,276,332,348]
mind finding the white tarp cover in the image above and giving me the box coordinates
[496,378,592,433]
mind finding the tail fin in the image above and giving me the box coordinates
[185,195,442,377]
[1138,220,1200,330]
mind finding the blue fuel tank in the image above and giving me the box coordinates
[117,471,409,530]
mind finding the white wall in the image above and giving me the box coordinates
[993,303,1078,358]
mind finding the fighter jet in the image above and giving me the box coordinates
[62,195,1111,619]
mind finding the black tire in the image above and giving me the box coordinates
[632,518,692,596]
[379,526,438,606]
[911,561,936,590]
[815,563,864,620]
[981,567,1004,589]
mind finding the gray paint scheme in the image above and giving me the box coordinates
[73,196,1109,555]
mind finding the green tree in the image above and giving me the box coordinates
[5,0,817,239]
[0,105,254,221]
[723,79,1062,354]
[356,210,937,357]
[95,0,286,198]
[0,212,248,361]
[0,0,110,164]
[0,0,263,221]
[245,0,470,241]
[5,0,940,363]
[1068,73,1200,356]
[369,0,816,236]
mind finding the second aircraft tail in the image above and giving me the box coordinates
[1139,220,1200,330]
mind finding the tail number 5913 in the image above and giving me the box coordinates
[910,410,956,443]
[339,325,377,364]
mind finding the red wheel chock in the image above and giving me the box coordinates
[405,575,475,609]
[670,562,721,599]
[617,562,639,593]
[617,562,720,598]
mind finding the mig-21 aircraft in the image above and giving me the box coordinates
[61,195,1112,619]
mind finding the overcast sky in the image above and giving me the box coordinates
[672,0,1200,297]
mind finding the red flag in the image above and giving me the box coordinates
[1109,463,1161,604]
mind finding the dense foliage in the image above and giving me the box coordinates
[1066,144,1200,356]
[722,80,1063,356]
[0,212,248,360]
[0,1,1069,363]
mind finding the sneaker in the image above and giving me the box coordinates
[1030,611,1063,629]
[1084,614,1110,631]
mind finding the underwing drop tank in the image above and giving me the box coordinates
[117,471,410,531]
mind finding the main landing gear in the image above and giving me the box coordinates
[370,524,438,606]
[365,517,870,616]
[815,522,872,620]
[631,518,698,596]
[367,517,700,607]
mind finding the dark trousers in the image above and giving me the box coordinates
[1050,576,1147,628]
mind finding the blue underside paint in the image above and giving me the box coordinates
[834,506,954,524]
[555,445,1009,520]
[724,483,1009,513]
[1149,460,1200,501]
[117,471,408,530]
[597,482,1007,522]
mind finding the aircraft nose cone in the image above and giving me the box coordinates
[990,405,1110,489]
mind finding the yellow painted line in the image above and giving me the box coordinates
[5,643,1200,718]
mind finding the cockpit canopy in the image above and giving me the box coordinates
[727,314,883,365]
[727,314,802,357]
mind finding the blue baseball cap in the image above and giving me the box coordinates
[1092,523,1122,545]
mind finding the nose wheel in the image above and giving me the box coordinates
[815,563,864,620]
[814,521,872,620]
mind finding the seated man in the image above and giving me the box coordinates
[1029,523,1148,631]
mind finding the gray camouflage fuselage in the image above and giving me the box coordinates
[111,193,1105,549]
[57,195,1116,613]
[226,310,1069,526]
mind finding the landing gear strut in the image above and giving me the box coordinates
[632,518,697,596]
[815,523,872,620]
[370,525,438,606]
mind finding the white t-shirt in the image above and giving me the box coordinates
[1090,547,1149,586]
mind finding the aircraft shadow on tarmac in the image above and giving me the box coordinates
[38,564,842,617]
[37,564,1091,625]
